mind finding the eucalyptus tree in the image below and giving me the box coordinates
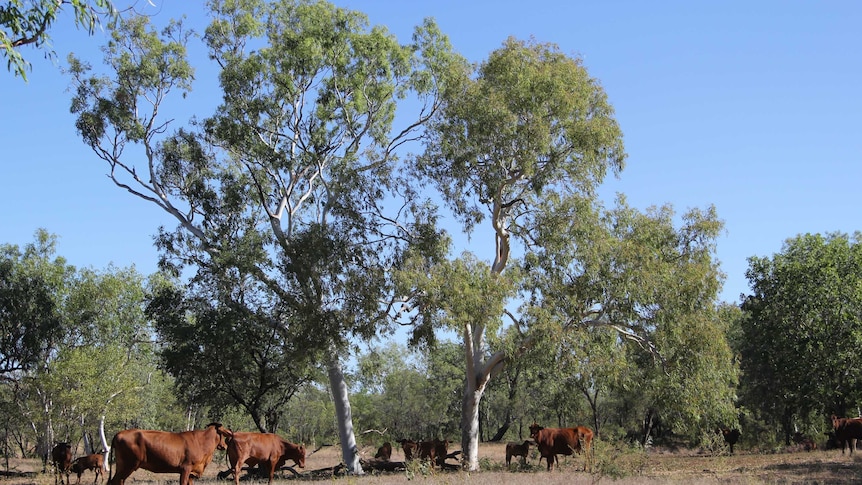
[406,36,625,470]
[67,0,461,472]
[409,36,735,468]
[740,232,862,441]
[529,198,738,443]
[1,0,116,80]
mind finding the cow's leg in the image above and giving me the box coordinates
[266,460,276,485]
[231,455,244,485]
[179,469,192,485]
[107,461,137,485]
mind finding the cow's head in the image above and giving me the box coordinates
[529,423,543,439]
[294,444,306,468]
[206,423,233,450]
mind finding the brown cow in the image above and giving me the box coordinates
[529,423,593,472]
[831,415,862,454]
[398,439,418,460]
[505,441,530,467]
[70,453,105,485]
[108,423,232,485]
[417,439,451,468]
[51,442,74,485]
[224,431,305,485]
[374,442,392,461]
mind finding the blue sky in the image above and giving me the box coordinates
[1,1,860,305]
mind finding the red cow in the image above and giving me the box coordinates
[417,439,451,468]
[70,453,105,485]
[398,439,418,460]
[717,428,741,454]
[505,441,530,466]
[374,442,392,461]
[529,423,593,472]
[108,423,232,485]
[51,442,74,485]
[831,415,862,454]
[224,432,305,485]
[791,432,817,451]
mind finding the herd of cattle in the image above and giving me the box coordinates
[43,415,862,484]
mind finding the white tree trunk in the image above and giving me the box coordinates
[98,416,110,471]
[327,352,363,475]
[460,380,482,471]
[460,322,491,471]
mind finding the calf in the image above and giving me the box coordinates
[791,432,817,451]
[505,441,530,466]
[71,453,105,485]
[374,442,392,461]
[51,442,74,485]
[717,428,740,454]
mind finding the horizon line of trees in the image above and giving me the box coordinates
[3,229,862,463]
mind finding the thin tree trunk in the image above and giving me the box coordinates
[327,352,363,475]
[490,413,512,442]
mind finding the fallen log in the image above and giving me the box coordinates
[360,458,407,471]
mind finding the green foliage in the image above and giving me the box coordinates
[0,230,173,456]
[0,230,67,375]
[279,383,336,443]
[417,36,625,235]
[1,0,116,81]
[523,197,737,442]
[590,439,648,480]
[395,253,516,346]
[739,232,862,438]
[404,458,432,480]
[352,342,463,440]
[147,279,317,433]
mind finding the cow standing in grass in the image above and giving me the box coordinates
[224,432,305,485]
[529,423,593,472]
[831,415,862,454]
[52,443,74,485]
[108,423,232,485]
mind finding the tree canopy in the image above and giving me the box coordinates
[67,0,463,472]
[739,232,862,442]
[1,0,116,80]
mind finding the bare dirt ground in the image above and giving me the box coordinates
[5,441,862,485]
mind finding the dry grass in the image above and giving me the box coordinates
[5,441,862,485]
